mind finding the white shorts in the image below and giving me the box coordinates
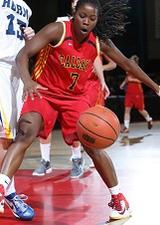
[0,65,23,139]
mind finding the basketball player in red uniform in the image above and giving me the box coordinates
[32,0,116,178]
[120,55,153,133]
[32,52,115,177]
[0,0,159,221]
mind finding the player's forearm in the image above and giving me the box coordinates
[101,39,160,94]
[103,61,116,71]
[93,56,104,81]
[120,80,126,89]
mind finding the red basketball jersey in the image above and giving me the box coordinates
[32,19,99,99]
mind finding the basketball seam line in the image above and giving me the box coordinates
[82,112,119,137]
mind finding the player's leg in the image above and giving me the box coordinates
[70,141,85,178]
[0,112,43,218]
[0,144,35,219]
[64,134,131,219]
[62,97,130,220]
[0,113,42,220]
[121,107,131,133]
[33,133,84,178]
[138,109,153,129]
[84,147,131,220]
[0,68,34,219]
[136,93,153,129]
[60,99,88,179]
[32,133,53,176]
[121,92,133,133]
[0,137,35,220]
[137,95,153,129]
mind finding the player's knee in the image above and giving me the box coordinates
[16,127,36,144]
[16,120,40,144]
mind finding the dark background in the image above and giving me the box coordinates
[25,0,160,122]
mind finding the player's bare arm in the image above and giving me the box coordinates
[16,22,64,100]
[100,39,159,94]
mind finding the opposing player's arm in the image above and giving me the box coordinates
[100,39,159,94]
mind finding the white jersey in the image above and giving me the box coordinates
[0,0,32,139]
[0,0,32,68]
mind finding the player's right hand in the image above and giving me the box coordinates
[23,80,48,101]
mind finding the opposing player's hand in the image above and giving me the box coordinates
[23,80,48,101]
[23,27,35,40]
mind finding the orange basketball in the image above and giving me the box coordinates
[76,105,120,150]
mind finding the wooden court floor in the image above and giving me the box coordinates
[1,121,160,225]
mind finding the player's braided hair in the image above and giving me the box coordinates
[75,0,129,40]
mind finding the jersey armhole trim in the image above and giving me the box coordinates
[53,21,66,48]
[96,36,100,56]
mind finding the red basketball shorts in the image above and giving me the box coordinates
[21,85,102,145]
[125,93,144,110]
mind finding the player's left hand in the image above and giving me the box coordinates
[23,27,35,40]
[103,84,110,99]
[100,81,110,99]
